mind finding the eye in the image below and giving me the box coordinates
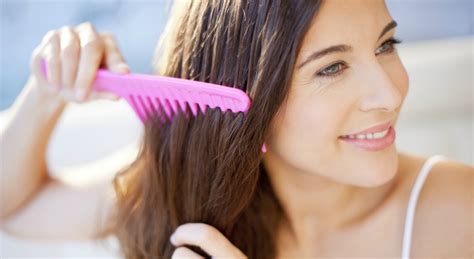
[375,37,403,55]
[315,61,347,78]
[313,37,402,79]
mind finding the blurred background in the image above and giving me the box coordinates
[1,0,473,257]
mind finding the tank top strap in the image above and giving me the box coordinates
[401,154,448,259]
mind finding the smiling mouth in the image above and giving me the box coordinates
[339,127,390,140]
[339,120,393,138]
[338,126,396,151]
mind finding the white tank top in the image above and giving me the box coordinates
[401,154,447,259]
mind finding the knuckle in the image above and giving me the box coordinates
[101,33,120,50]
[42,32,59,47]
[82,38,104,52]
[79,21,92,28]
[60,25,74,32]
[49,31,60,40]
[100,32,116,41]
[102,39,118,52]
[77,21,97,33]
[106,54,123,65]
[83,21,94,28]
[42,30,57,42]
[198,225,218,241]
[60,27,77,40]
[61,42,80,59]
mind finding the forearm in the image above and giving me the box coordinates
[0,75,67,219]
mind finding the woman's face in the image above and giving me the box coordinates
[264,0,409,187]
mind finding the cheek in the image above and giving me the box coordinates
[270,93,346,156]
[389,57,410,98]
[399,65,409,97]
[267,98,350,177]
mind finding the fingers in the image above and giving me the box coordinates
[101,32,129,74]
[171,247,205,259]
[42,31,62,90]
[30,21,128,103]
[170,223,247,258]
[89,32,130,100]
[30,39,51,90]
[59,26,80,91]
[73,22,104,101]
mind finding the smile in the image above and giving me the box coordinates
[338,126,396,151]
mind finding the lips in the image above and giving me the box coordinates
[339,126,396,151]
[339,120,393,137]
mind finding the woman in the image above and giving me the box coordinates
[1,0,472,258]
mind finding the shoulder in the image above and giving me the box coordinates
[399,152,473,258]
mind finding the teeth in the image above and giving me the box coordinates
[373,130,388,139]
[343,128,389,140]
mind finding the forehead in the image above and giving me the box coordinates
[298,0,393,55]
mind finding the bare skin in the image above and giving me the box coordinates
[260,0,472,257]
[1,1,472,258]
[275,152,473,258]
[0,21,130,238]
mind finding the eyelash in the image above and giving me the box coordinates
[315,37,403,79]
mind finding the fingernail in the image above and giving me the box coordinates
[116,63,129,73]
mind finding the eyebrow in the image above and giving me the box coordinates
[297,20,398,70]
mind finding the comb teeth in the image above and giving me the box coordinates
[187,92,199,116]
[145,96,157,116]
[130,93,204,122]
[129,93,226,123]
[137,95,151,119]
[128,94,194,123]
[127,87,251,123]
[196,93,208,113]
[128,95,145,122]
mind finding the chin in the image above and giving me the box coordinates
[358,147,399,188]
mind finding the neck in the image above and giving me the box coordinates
[262,153,402,253]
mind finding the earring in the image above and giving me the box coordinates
[261,143,267,153]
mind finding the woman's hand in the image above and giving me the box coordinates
[170,223,247,259]
[29,21,129,104]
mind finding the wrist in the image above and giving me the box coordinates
[24,75,68,120]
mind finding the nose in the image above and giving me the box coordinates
[358,60,403,113]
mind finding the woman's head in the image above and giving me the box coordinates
[108,0,408,258]
[263,0,409,189]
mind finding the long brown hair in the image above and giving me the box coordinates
[107,0,322,258]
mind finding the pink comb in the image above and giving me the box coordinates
[39,59,267,152]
